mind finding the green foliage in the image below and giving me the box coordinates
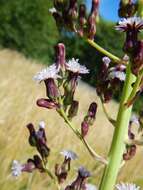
[0,0,58,63]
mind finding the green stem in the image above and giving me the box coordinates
[86,39,124,64]
[99,64,136,190]
[59,107,107,164]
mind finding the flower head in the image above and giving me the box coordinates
[102,56,111,66]
[60,150,78,160]
[49,7,57,14]
[116,183,140,190]
[108,70,126,81]
[78,166,91,178]
[86,184,98,190]
[115,17,143,32]
[39,121,45,129]
[66,58,89,74]
[33,64,60,83]
[130,114,139,126]
[11,160,23,177]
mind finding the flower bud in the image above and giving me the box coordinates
[81,120,89,137]
[44,78,59,100]
[55,164,68,184]
[22,160,36,173]
[54,0,68,12]
[52,12,64,31]
[37,98,58,109]
[88,102,97,119]
[78,4,87,37]
[37,139,50,159]
[68,100,79,119]
[55,43,66,69]
[132,40,143,75]
[26,123,37,147]
[33,155,44,172]
[118,0,137,18]
[67,0,78,20]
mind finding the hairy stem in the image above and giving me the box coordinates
[99,64,136,190]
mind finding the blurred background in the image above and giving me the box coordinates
[0,0,143,190]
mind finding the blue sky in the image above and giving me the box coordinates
[86,0,120,22]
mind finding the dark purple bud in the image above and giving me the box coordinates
[88,102,97,119]
[123,144,136,160]
[78,4,87,37]
[37,127,47,144]
[44,78,59,100]
[54,0,68,11]
[129,144,136,157]
[33,155,44,172]
[37,98,58,109]
[68,100,79,119]
[26,123,37,147]
[118,0,137,18]
[104,89,113,103]
[81,121,89,137]
[55,43,66,69]
[132,40,143,75]
[123,30,138,54]
[128,122,135,140]
[91,0,99,16]
[52,12,64,31]
[37,139,50,159]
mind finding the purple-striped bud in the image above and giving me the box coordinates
[44,78,59,100]
[132,40,143,75]
[123,144,136,160]
[37,98,58,109]
[68,100,79,119]
[78,4,87,37]
[68,0,78,20]
[55,43,66,69]
[37,138,50,159]
[81,121,89,137]
[55,164,68,184]
[87,0,99,40]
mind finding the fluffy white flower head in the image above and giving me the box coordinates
[11,160,23,177]
[86,184,98,190]
[60,150,78,160]
[130,114,139,126]
[66,58,89,74]
[108,70,126,81]
[33,64,60,83]
[49,7,57,14]
[116,182,140,190]
[116,17,143,32]
[39,121,46,129]
[102,56,111,67]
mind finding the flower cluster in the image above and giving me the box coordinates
[116,16,143,75]
[118,0,138,18]
[50,0,99,40]
[96,57,126,103]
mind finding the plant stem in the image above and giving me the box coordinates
[86,39,124,64]
[99,64,136,190]
[59,108,107,165]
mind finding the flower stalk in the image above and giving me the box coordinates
[59,107,108,165]
[99,63,136,190]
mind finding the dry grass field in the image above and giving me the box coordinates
[0,49,143,190]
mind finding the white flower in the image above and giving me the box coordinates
[116,182,140,190]
[60,150,78,160]
[49,7,57,14]
[130,114,139,126]
[102,56,111,67]
[11,160,23,177]
[33,64,60,83]
[108,70,126,81]
[78,166,91,177]
[66,58,89,74]
[39,121,45,129]
[115,17,143,32]
[86,184,98,190]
